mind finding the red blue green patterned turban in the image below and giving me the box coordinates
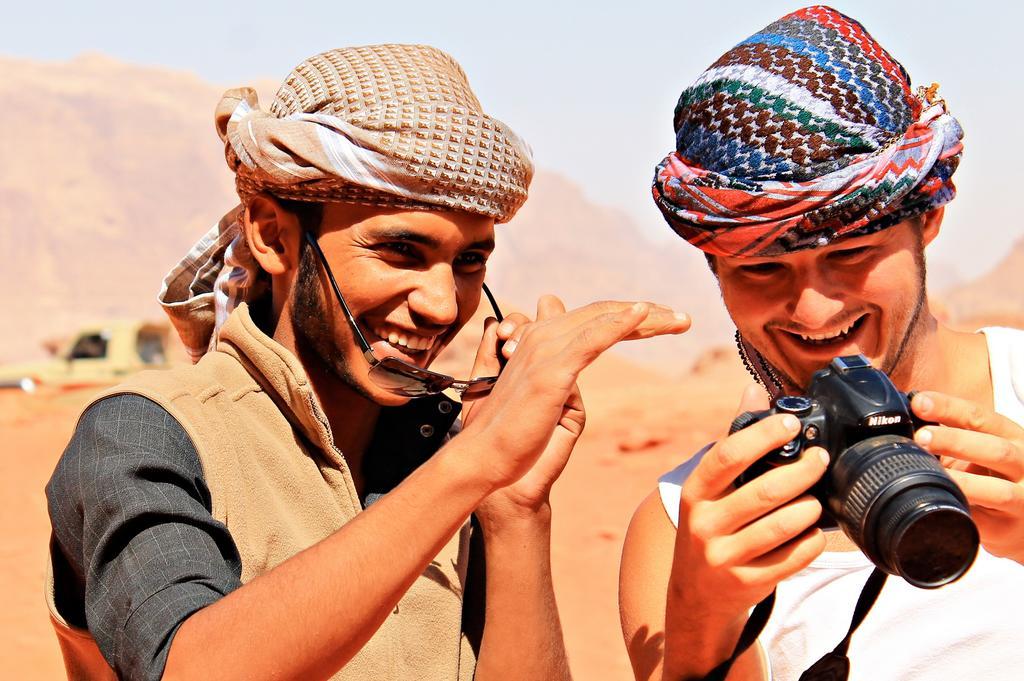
[653,5,963,257]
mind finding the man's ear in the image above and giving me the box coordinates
[920,206,944,247]
[243,194,302,276]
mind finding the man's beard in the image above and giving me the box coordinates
[876,236,929,384]
[291,244,378,402]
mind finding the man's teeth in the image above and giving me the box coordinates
[373,327,435,352]
[798,319,858,343]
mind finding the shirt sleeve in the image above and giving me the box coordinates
[46,393,242,681]
[657,443,715,528]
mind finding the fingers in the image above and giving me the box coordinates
[555,301,691,367]
[685,414,806,500]
[712,448,829,535]
[573,301,689,340]
[966,506,1024,560]
[499,298,690,359]
[913,392,1024,564]
[733,527,827,586]
[506,302,656,368]
[913,391,1024,441]
[497,295,567,358]
[916,426,1024,481]
[496,313,531,340]
[496,312,532,359]
[466,317,501,391]
[622,309,691,340]
[714,495,824,565]
[946,470,1024,561]
[946,469,1024,513]
[561,303,653,368]
[535,299,686,337]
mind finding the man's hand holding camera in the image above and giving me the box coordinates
[662,384,830,679]
[913,391,1024,563]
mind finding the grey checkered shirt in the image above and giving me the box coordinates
[46,391,459,680]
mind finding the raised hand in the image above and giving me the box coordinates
[912,391,1024,564]
[459,296,690,519]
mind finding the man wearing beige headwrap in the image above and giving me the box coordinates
[44,44,689,680]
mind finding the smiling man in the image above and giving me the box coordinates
[619,7,1024,681]
[714,215,936,397]
[43,45,689,681]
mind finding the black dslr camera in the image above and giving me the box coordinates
[732,355,978,588]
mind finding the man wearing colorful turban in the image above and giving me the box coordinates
[620,7,1024,680]
[44,45,689,680]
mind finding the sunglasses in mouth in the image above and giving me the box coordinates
[303,231,504,398]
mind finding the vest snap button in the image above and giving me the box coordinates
[419,424,435,438]
[438,400,453,414]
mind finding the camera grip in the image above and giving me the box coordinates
[729,409,770,435]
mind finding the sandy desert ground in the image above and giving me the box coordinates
[6,314,1024,679]
[0,345,750,680]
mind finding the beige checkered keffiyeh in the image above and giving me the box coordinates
[160,44,534,361]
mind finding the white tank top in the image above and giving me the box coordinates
[658,327,1024,681]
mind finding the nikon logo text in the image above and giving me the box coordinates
[867,415,902,427]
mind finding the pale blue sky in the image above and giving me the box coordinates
[3,0,1020,279]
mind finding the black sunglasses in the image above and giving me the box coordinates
[303,231,504,397]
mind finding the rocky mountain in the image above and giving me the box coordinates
[942,236,1024,328]
[0,54,236,361]
[0,53,731,369]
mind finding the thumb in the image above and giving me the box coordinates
[536,293,567,321]
[735,382,770,416]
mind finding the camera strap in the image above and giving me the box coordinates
[700,591,776,681]
[696,568,888,681]
[798,567,888,680]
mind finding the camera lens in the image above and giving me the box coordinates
[885,496,978,587]
[828,434,979,588]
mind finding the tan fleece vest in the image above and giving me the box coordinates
[46,305,476,680]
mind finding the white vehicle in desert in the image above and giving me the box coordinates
[0,321,171,392]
